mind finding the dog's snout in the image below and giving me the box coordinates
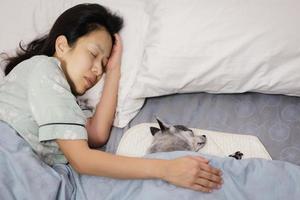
[202,135,206,138]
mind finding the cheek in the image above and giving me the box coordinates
[68,60,90,87]
[71,59,93,81]
[77,56,93,71]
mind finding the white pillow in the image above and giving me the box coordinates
[116,123,272,160]
[131,0,300,98]
[0,0,148,128]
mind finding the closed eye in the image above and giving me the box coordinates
[187,130,194,137]
[89,51,97,58]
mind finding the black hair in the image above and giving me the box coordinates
[2,3,123,75]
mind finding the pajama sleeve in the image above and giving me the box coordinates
[27,58,88,142]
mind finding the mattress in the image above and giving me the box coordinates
[107,92,300,166]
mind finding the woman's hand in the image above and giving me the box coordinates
[162,156,223,193]
[106,33,122,76]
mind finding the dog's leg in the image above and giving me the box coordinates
[229,151,244,160]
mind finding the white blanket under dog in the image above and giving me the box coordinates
[116,123,272,159]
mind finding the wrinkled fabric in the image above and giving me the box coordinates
[1,121,300,200]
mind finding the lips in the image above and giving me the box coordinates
[84,77,95,88]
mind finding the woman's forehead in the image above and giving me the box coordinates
[78,30,112,54]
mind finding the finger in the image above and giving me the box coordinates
[114,34,122,46]
[112,34,122,52]
[198,170,223,185]
[199,163,223,176]
[114,33,120,40]
[196,178,221,190]
[191,183,212,193]
[115,33,121,40]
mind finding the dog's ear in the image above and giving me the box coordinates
[150,127,160,136]
[156,118,170,132]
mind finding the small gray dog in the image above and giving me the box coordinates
[148,118,243,160]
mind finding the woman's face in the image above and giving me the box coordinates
[56,28,113,95]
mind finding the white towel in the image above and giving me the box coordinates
[116,123,272,160]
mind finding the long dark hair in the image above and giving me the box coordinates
[2,3,123,75]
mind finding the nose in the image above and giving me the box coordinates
[202,135,206,138]
[91,64,102,76]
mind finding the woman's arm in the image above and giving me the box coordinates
[85,71,119,147]
[56,139,223,192]
[85,34,122,147]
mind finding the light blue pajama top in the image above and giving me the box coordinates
[0,55,91,165]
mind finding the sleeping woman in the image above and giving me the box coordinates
[0,3,223,193]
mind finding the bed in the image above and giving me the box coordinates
[1,0,300,199]
[1,92,300,200]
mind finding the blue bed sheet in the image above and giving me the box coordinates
[1,121,300,199]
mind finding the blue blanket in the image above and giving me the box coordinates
[1,121,300,200]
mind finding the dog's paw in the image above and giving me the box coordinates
[229,151,244,160]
